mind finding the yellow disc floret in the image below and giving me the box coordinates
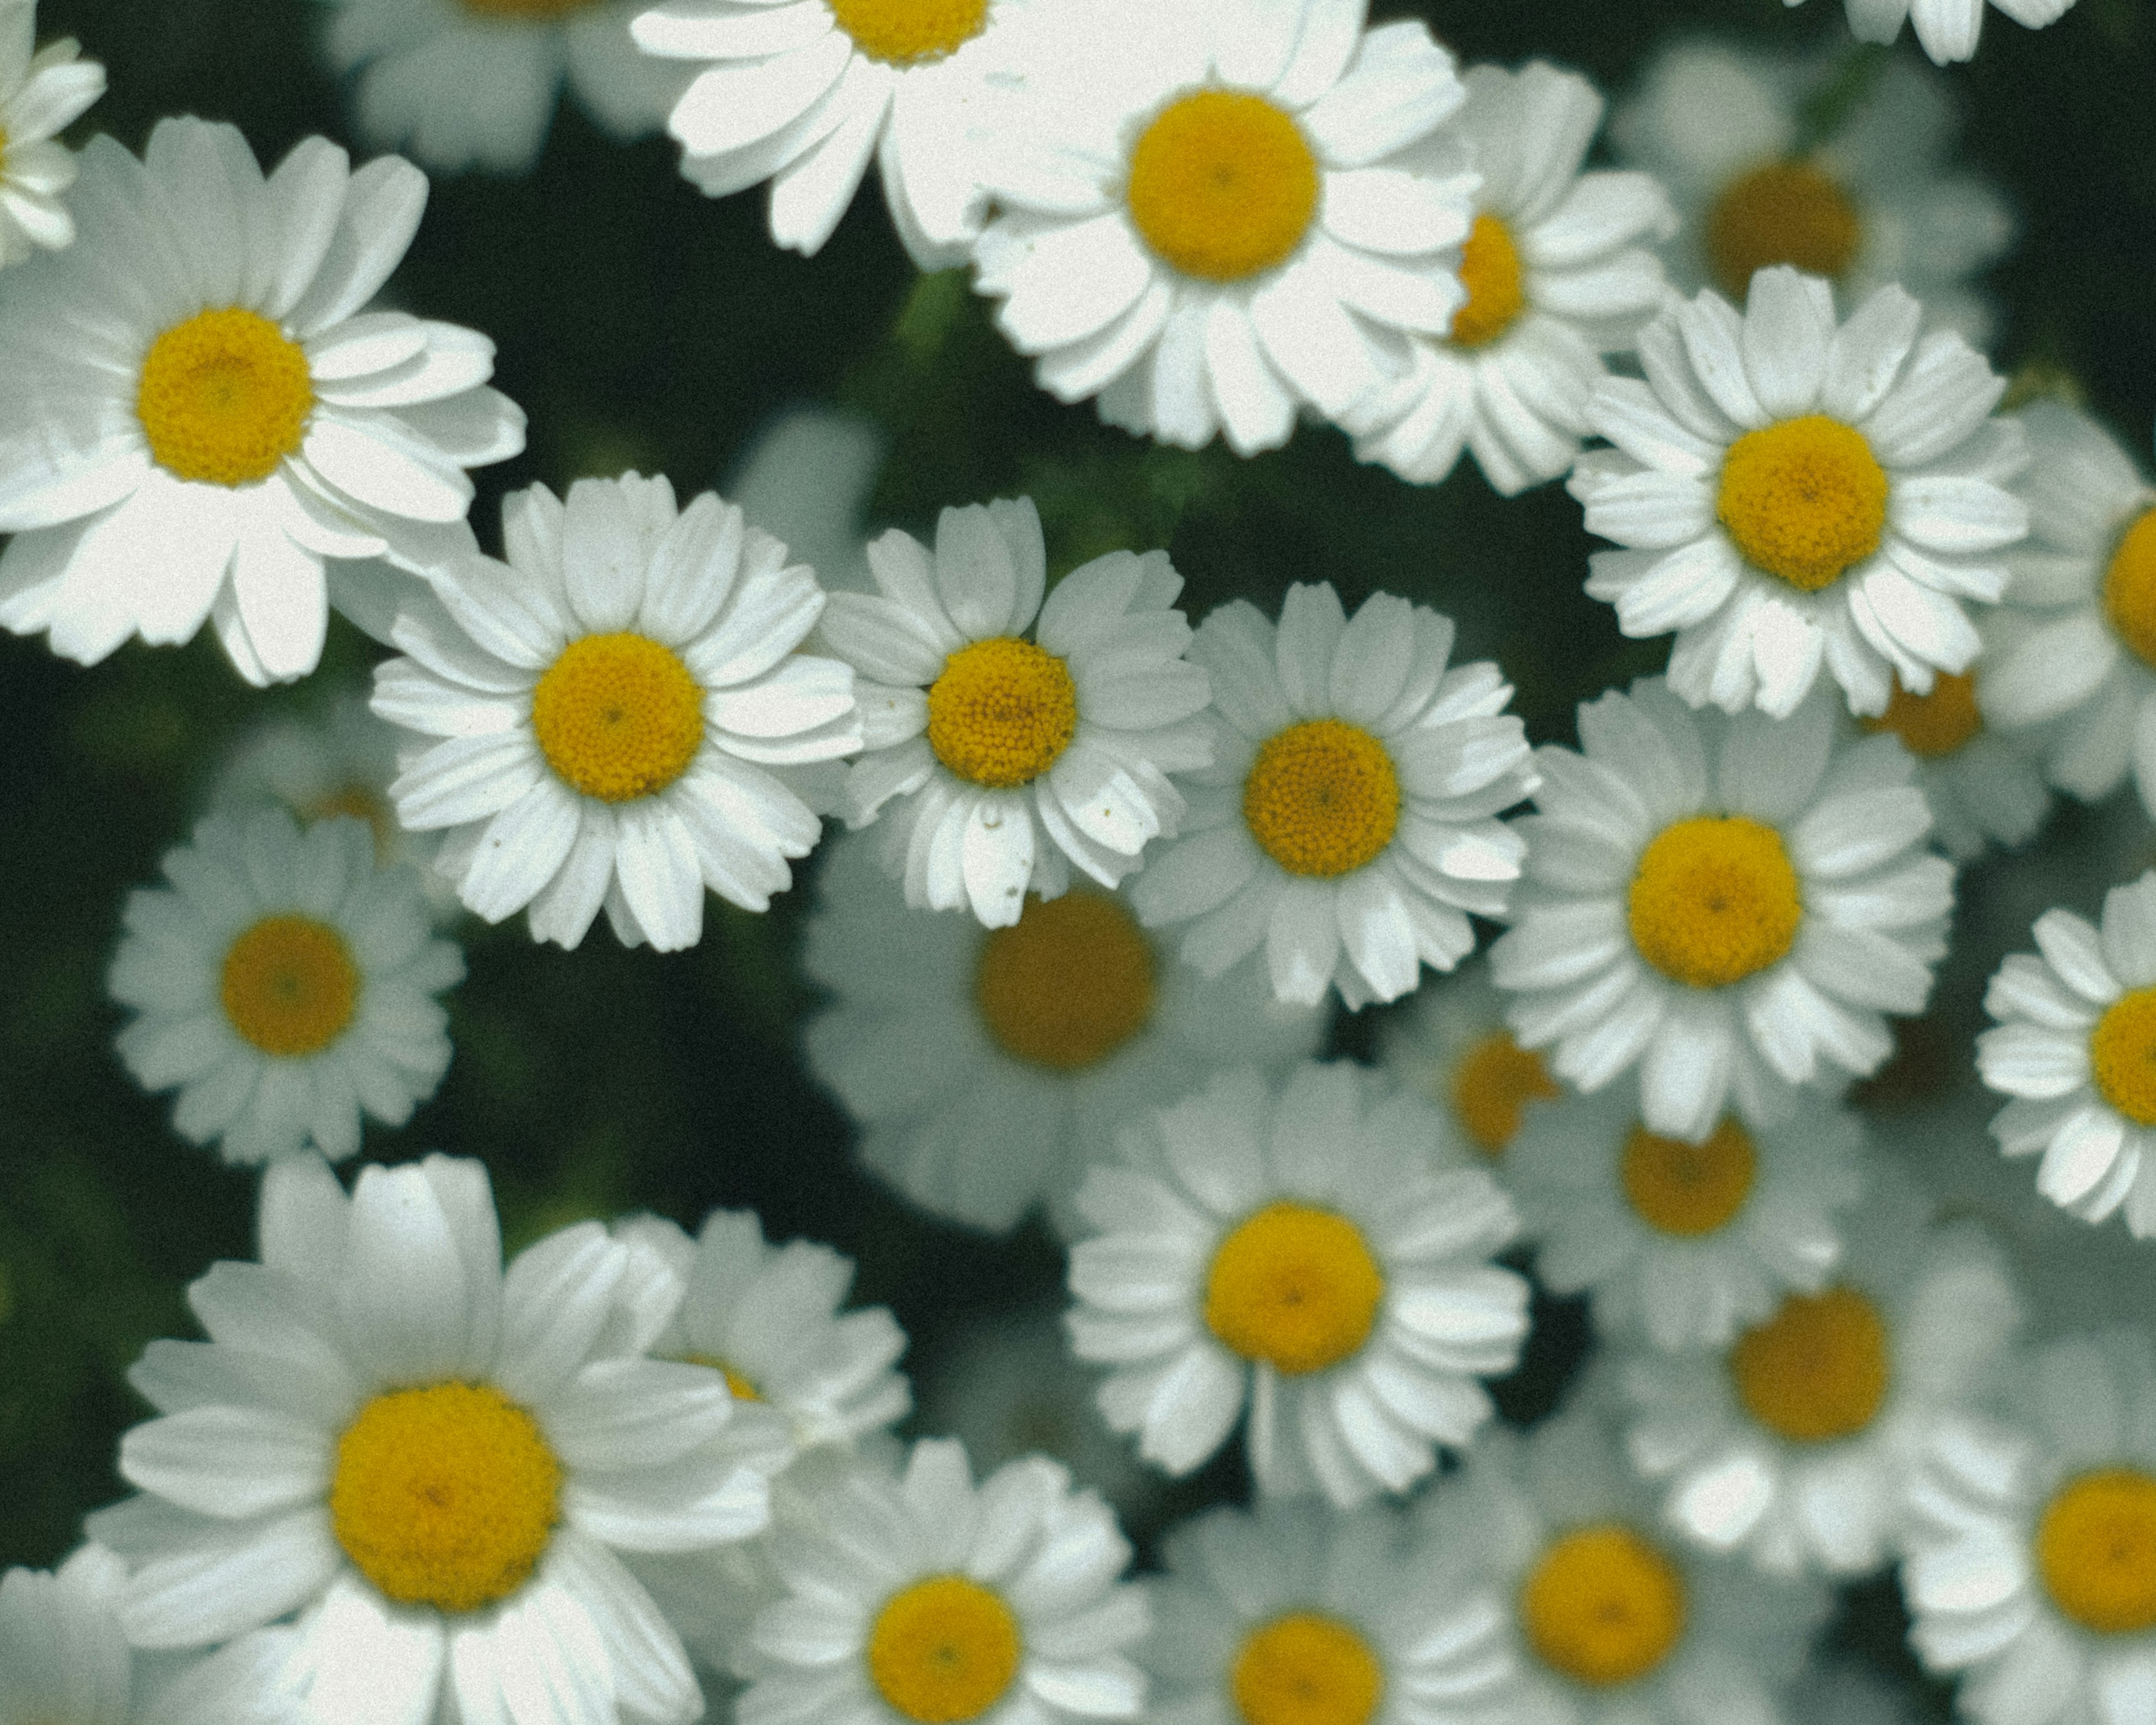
[1716,416,1890,592]
[330,1382,563,1614]
[1231,1613,1385,1725]
[925,637,1079,788]
[1862,671,1982,759]
[975,889,1157,1070]
[1703,161,1862,301]
[1242,719,1401,879]
[2037,1468,2156,1635]
[460,0,600,17]
[682,1352,762,1402]
[1126,90,1320,283]
[305,786,399,862]
[1450,213,1526,350]
[1620,1117,1757,1237]
[826,0,989,62]
[1627,815,1802,991]
[2089,987,2156,1126]
[1204,1201,1385,1376]
[1450,1031,1559,1156]
[1519,1525,1687,1689]
[136,307,314,488]
[531,632,706,804]
[2102,507,2156,670]
[868,1576,1023,1724]
[1729,1286,1890,1444]
[220,914,360,1058]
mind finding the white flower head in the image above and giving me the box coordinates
[1065,1061,1529,1507]
[109,809,463,1166]
[1785,0,2076,66]
[1132,583,1537,1009]
[0,0,104,268]
[1491,676,1956,1142]
[373,471,861,951]
[1569,265,2027,719]
[970,0,1478,455]
[819,495,1212,927]
[1376,960,1563,1162]
[1348,60,1677,496]
[0,117,525,684]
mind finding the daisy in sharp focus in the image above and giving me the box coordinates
[1491,676,1956,1143]
[1065,1061,1529,1506]
[372,471,861,951]
[1131,583,1537,1010]
[0,117,524,684]
[969,0,1479,455]
[819,495,1211,928]
[109,809,463,1166]
[1376,961,1562,1163]
[1569,264,2027,719]
[1346,60,1677,497]
[0,0,104,270]
[1785,0,2076,67]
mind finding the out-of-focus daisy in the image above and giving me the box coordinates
[1347,61,1675,496]
[1132,583,1536,1009]
[738,1438,1148,1725]
[0,117,524,684]
[1377,961,1561,1162]
[1976,869,2156,1238]
[0,0,104,269]
[969,0,1477,455]
[1610,39,2012,340]
[372,472,860,951]
[729,406,883,596]
[1493,676,1955,1142]
[1854,650,2049,861]
[1786,0,2077,67]
[90,1154,787,1725]
[319,0,688,175]
[1904,1330,2156,1725]
[1065,1062,1529,1505]
[1569,265,2026,719]
[109,810,462,1166]
[820,495,1210,927]
[1509,1083,1867,1351]
[802,829,1322,1237]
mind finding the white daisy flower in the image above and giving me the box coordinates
[372,471,861,951]
[321,0,688,176]
[1975,868,2156,1238]
[1610,39,2013,341]
[1787,0,2077,67]
[1508,1083,1868,1351]
[1376,960,1563,1162]
[0,0,104,269]
[969,0,1478,455]
[1851,649,2049,861]
[738,1437,1148,1725]
[1491,676,1956,1142]
[728,405,884,596]
[88,1153,788,1725]
[1346,60,1677,497]
[1568,264,2027,719]
[1131,583,1537,1010]
[1065,1061,1529,1506]
[802,828,1323,1237]
[1903,1330,2156,1725]
[109,809,463,1167]
[0,117,526,684]
[819,495,1211,928]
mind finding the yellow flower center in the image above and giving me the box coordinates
[1716,416,1889,592]
[1627,815,1802,991]
[219,914,360,1058]
[2102,506,2156,670]
[305,785,399,863]
[1450,213,1525,350]
[867,1576,1023,1724]
[1620,1117,1757,1236]
[681,1352,762,1402]
[1204,1201,1385,1376]
[925,637,1079,788]
[974,889,1157,1071]
[2037,1468,2156,1635]
[136,307,315,489]
[1231,1613,1385,1725]
[1125,90,1320,283]
[1729,1286,1889,1444]
[1862,671,1982,759]
[459,0,601,17]
[1450,1030,1559,1156]
[2089,987,2156,1126]
[530,632,706,804]
[1241,719,1401,879]
[1519,1525,1687,1689]
[1703,161,1863,301]
[330,1382,563,1614]
[826,0,990,62]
